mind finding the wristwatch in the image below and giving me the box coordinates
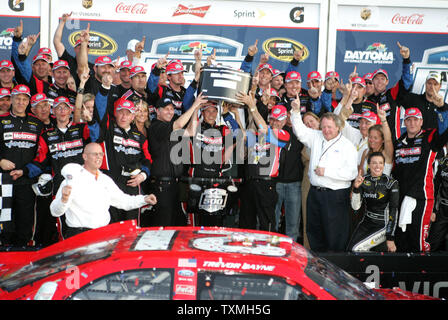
[77,87,85,94]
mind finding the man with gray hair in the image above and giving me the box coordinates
[290,95,358,252]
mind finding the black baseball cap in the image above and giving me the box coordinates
[156,97,174,109]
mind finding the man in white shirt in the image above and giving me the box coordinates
[290,95,358,252]
[50,142,157,238]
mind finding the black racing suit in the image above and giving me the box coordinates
[188,121,232,227]
[428,155,448,251]
[25,122,91,243]
[97,117,152,224]
[346,99,378,129]
[0,112,44,246]
[347,174,399,252]
[46,84,77,107]
[150,84,186,119]
[393,128,448,252]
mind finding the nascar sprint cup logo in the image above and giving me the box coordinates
[344,43,394,65]
[263,38,309,62]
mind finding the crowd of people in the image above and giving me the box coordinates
[1,14,448,254]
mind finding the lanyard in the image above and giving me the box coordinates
[319,134,342,164]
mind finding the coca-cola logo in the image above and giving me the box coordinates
[391,13,424,24]
[172,4,210,17]
[116,2,148,14]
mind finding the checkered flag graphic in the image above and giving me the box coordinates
[0,173,13,223]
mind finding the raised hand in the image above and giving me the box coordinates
[14,20,23,38]
[248,39,258,57]
[397,41,410,59]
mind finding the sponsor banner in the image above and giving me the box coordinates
[0,0,41,17]
[0,10,41,61]
[330,2,448,96]
[337,4,448,33]
[50,0,321,28]
[49,0,323,86]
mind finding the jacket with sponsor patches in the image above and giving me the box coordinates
[0,112,44,185]
[97,117,152,188]
[26,122,91,192]
[189,121,232,178]
[393,128,448,200]
[352,174,400,240]
[150,84,186,119]
[245,127,290,179]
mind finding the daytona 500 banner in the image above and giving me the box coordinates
[328,1,448,101]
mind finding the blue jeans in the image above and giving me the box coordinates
[275,181,302,241]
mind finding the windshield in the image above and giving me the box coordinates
[304,251,385,300]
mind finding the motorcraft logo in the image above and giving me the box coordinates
[344,43,394,65]
[113,136,140,148]
[69,30,117,56]
[263,38,309,62]
[172,4,210,17]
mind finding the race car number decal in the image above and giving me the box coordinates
[191,230,292,257]
[133,230,176,251]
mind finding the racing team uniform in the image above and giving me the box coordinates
[367,58,413,142]
[0,112,44,246]
[151,84,186,119]
[279,88,332,118]
[145,118,186,227]
[346,99,378,129]
[393,127,448,252]
[239,127,290,231]
[46,83,77,106]
[25,122,92,241]
[427,155,448,251]
[96,117,152,225]
[347,174,399,252]
[188,121,232,227]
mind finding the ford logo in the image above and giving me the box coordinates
[178,269,195,277]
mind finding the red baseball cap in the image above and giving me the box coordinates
[0,60,14,71]
[269,105,288,121]
[166,61,185,75]
[0,88,11,99]
[52,60,70,71]
[272,69,282,78]
[11,84,31,97]
[307,71,322,82]
[130,65,146,78]
[268,87,280,100]
[53,96,73,110]
[32,54,51,64]
[325,71,340,81]
[38,47,52,56]
[404,108,423,120]
[257,63,274,75]
[94,56,114,66]
[119,60,133,70]
[352,76,366,88]
[363,73,374,81]
[373,69,389,80]
[285,71,301,83]
[114,98,136,114]
[359,110,380,124]
[31,93,50,107]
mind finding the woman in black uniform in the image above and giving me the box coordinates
[347,152,399,252]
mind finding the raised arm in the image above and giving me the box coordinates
[53,12,72,58]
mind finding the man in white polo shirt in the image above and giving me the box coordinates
[290,95,358,252]
[50,142,157,238]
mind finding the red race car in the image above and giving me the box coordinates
[0,220,437,300]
